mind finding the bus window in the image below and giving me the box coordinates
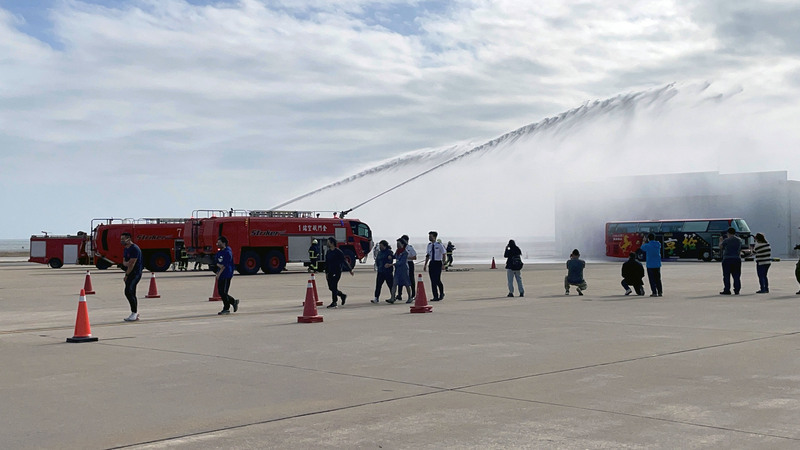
[612,223,638,233]
[733,219,750,232]
[682,221,709,232]
[661,222,684,233]
[707,220,730,232]
[638,223,661,233]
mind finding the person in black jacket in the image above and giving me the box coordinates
[504,239,525,297]
[621,252,645,296]
[325,237,354,308]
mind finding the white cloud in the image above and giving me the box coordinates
[1,0,799,238]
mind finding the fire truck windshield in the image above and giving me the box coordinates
[350,221,371,239]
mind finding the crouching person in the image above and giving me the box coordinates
[621,252,645,295]
[565,249,587,295]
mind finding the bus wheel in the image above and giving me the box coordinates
[48,258,63,269]
[238,250,261,275]
[261,250,285,274]
[701,250,712,262]
[147,251,171,272]
[95,259,111,270]
[343,249,357,269]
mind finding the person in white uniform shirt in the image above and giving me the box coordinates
[424,231,446,301]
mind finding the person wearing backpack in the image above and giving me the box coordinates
[504,239,525,297]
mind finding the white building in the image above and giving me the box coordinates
[554,171,800,258]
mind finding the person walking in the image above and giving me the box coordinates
[372,240,394,303]
[424,231,447,301]
[719,227,742,295]
[504,239,525,297]
[325,237,353,308]
[387,237,413,304]
[215,236,239,315]
[401,234,416,301]
[121,232,143,322]
[752,232,771,294]
[564,249,587,295]
[640,233,663,297]
[621,252,645,296]
[444,241,456,270]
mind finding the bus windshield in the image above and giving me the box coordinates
[733,219,750,232]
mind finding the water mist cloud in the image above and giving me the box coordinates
[283,82,800,241]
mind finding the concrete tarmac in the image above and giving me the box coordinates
[1,260,799,449]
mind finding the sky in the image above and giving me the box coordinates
[2,0,800,239]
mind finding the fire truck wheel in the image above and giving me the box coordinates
[147,251,172,272]
[261,250,286,274]
[237,250,261,275]
[701,250,713,262]
[48,258,63,269]
[343,249,357,269]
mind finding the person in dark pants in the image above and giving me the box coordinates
[639,233,663,297]
[121,232,143,322]
[621,252,645,296]
[400,234,416,301]
[215,236,239,314]
[308,239,320,272]
[372,240,393,303]
[752,232,771,294]
[719,227,742,295]
[444,240,455,270]
[424,231,446,301]
[325,237,353,308]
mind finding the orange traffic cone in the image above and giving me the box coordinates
[209,277,222,301]
[83,270,96,295]
[298,279,324,323]
[410,273,433,313]
[310,272,322,306]
[145,272,160,298]
[67,289,98,343]
[490,257,497,269]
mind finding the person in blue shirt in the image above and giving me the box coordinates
[372,240,394,303]
[565,249,587,295]
[639,233,663,297]
[121,232,143,322]
[387,237,412,304]
[215,236,239,315]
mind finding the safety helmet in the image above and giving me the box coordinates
[312,239,318,244]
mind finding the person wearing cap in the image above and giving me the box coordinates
[372,240,394,303]
[424,231,447,301]
[387,237,412,303]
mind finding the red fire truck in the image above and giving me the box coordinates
[29,232,91,268]
[91,218,188,272]
[185,210,373,275]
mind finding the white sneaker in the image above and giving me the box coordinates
[371,298,379,303]
[625,288,632,295]
[124,313,139,322]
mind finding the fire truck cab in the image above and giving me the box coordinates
[29,232,90,268]
[185,210,373,275]
[91,218,188,272]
